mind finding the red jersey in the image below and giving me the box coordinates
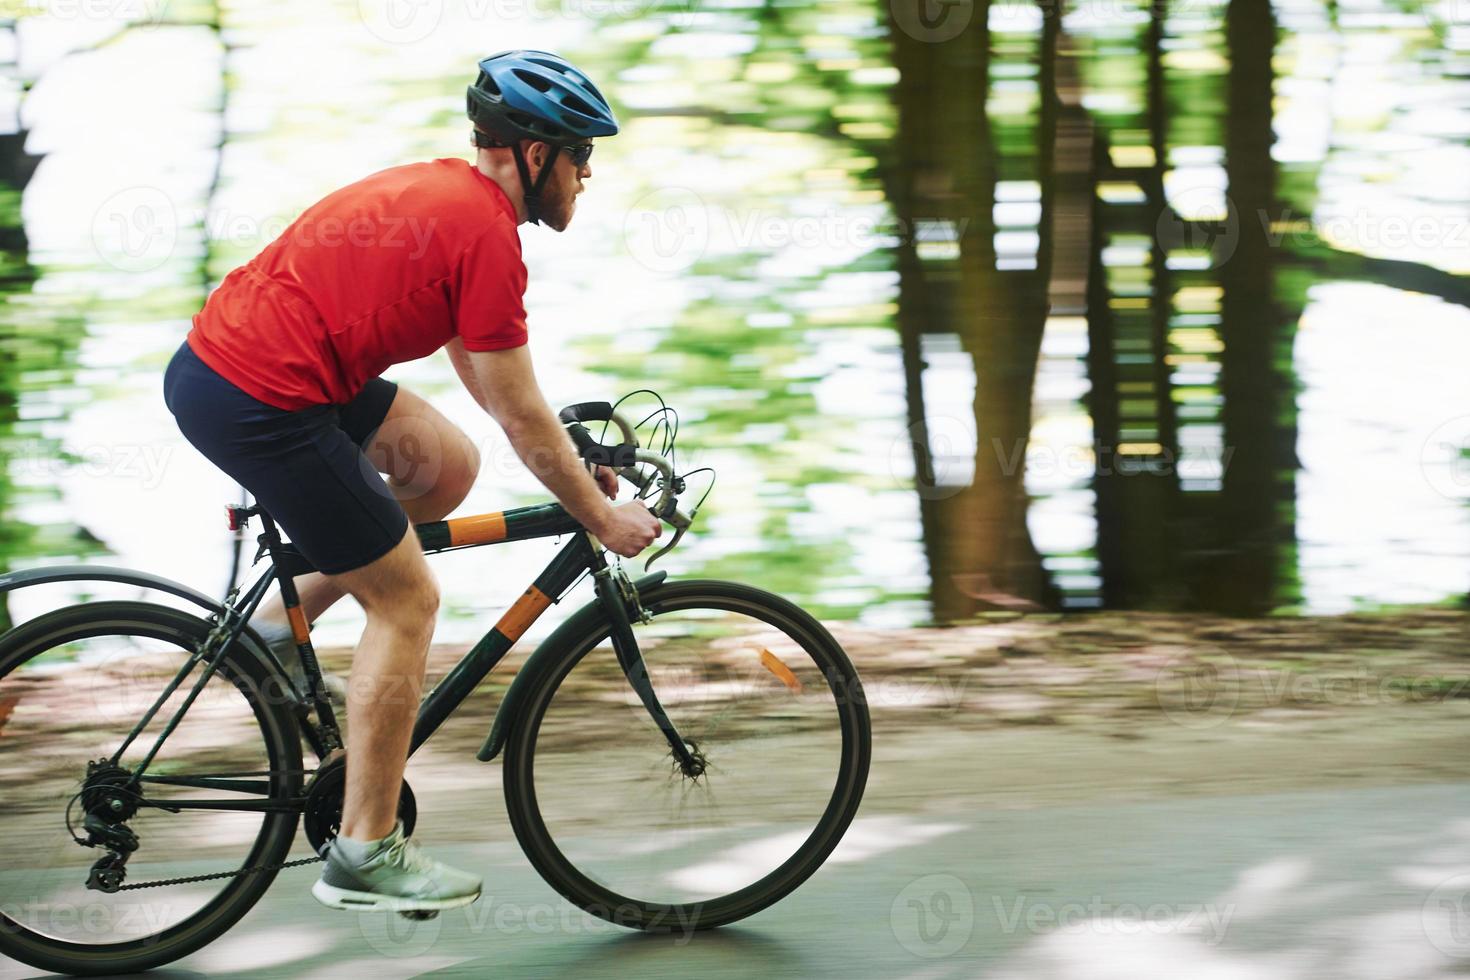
[187,158,527,410]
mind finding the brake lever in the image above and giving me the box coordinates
[644,522,687,571]
[643,498,696,570]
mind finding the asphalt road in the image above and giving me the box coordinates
[5,714,1470,979]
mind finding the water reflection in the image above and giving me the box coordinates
[0,0,1465,636]
[888,0,1469,618]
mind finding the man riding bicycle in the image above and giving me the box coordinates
[162,50,661,914]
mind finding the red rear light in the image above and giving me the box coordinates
[225,506,239,531]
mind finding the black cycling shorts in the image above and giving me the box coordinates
[163,340,410,575]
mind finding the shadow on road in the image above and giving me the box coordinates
[419,925,799,977]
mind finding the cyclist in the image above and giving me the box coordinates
[162,50,661,914]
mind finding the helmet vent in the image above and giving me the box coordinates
[514,69,553,93]
[561,94,594,117]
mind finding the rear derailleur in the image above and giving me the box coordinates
[78,759,141,893]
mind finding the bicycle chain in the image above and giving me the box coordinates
[116,854,323,891]
[107,764,328,891]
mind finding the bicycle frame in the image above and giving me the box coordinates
[109,499,697,816]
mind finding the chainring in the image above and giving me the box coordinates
[302,756,417,855]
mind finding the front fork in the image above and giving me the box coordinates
[591,558,706,780]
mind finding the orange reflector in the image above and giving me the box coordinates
[759,648,804,694]
[286,606,310,645]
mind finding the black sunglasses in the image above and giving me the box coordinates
[561,143,595,167]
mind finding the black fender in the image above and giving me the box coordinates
[0,563,295,691]
[477,571,667,763]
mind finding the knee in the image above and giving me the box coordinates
[449,433,480,504]
[406,576,440,629]
[364,571,439,641]
[415,431,477,519]
[414,576,441,619]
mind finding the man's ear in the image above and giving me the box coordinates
[524,140,550,176]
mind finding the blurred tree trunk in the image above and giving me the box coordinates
[1209,0,1301,614]
[887,0,1059,618]
[1088,0,1185,609]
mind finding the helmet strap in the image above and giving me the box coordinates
[511,141,559,226]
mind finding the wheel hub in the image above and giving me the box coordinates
[81,760,141,822]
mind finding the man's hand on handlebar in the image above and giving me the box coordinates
[594,501,663,558]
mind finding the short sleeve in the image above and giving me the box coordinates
[451,222,529,352]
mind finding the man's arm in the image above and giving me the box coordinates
[446,337,491,413]
[453,342,660,556]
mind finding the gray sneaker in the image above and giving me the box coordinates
[312,823,482,913]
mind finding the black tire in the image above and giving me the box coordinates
[502,580,871,932]
[0,601,303,976]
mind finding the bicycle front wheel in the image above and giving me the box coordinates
[503,579,871,931]
[0,601,303,976]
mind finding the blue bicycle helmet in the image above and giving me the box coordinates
[466,50,618,224]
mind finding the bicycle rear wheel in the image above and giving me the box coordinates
[503,579,871,931]
[0,601,303,976]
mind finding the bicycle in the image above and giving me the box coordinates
[0,400,872,976]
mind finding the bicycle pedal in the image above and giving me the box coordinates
[398,909,438,921]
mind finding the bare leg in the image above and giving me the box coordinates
[324,527,440,840]
[254,388,481,629]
